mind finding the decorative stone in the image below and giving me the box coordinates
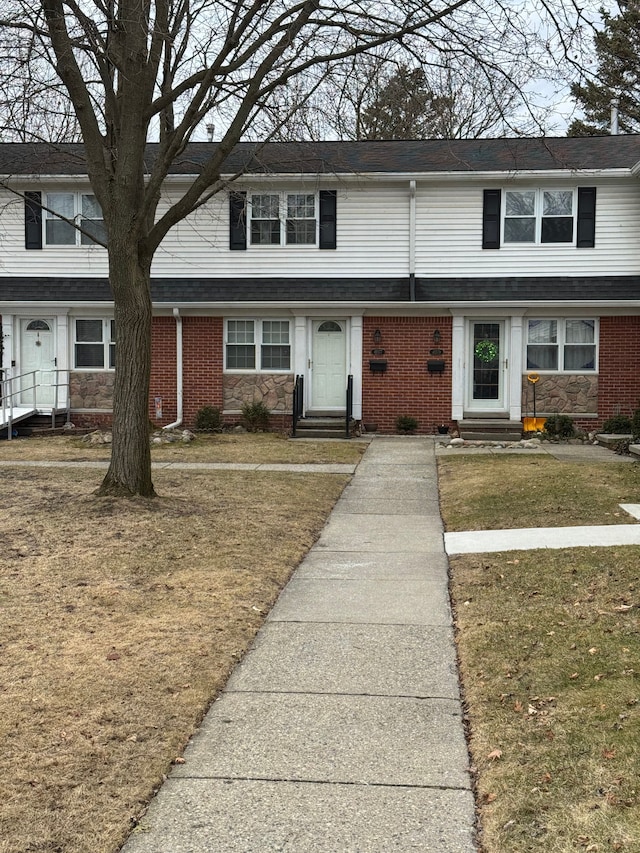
[223,373,294,412]
[521,373,597,415]
[450,438,465,446]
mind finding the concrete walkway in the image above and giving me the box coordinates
[120,437,477,853]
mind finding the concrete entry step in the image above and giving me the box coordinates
[293,416,350,440]
[458,419,523,442]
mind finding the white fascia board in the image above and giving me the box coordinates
[5,299,638,314]
[4,174,91,183]
[0,301,112,311]
[224,169,631,184]
[5,168,629,186]
[149,299,640,314]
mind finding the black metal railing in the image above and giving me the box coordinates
[292,374,304,436]
[345,374,353,438]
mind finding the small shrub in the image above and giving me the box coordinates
[241,400,271,432]
[396,415,418,434]
[194,405,223,432]
[543,414,575,440]
[601,414,632,434]
[632,408,640,441]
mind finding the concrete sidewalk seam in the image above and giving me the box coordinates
[225,688,461,701]
[163,775,472,792]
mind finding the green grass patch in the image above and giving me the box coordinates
[438,455,640,530]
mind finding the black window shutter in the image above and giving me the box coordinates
[576,187,596,248]
[229,191,247,250]
[319,190,337,249]
[25,191,43,250]
[482,189,501,249]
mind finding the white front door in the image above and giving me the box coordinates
[311,319,347,410]
[466,320,507,413]
[20,319,56,406]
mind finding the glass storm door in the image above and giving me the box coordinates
[468,321,505,411]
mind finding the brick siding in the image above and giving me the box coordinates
[361,316,452,434]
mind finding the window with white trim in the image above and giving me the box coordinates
[45,192,106,246]
[74,319,115,369]
[225,319,291,371]
[504,190,574,244]
[249,193,317,246]
[527,319,596,371]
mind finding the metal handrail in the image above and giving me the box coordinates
[345,374,353,439]
[292,374,304,437]
[1,368,70,439]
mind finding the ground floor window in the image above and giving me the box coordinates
[225,319,291,371]
[74,319,115,369]
[527,318,596,371]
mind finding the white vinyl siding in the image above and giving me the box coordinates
[0,178,638,279]
[150,182,410,277]
[415,181,640,278]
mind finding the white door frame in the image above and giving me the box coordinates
[465,318,508,414]
[19,316,57,406]
[292,314,362,419]
[451,313,523,421]
[309,317,348,412]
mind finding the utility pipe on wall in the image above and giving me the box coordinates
[409,180,416,301]
[163,307,183,430]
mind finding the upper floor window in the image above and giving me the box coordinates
[225,319,291,371]
[504,190,574,244]
[249,193,317,246]
[74,318,115,369]
[527,319,596,372]
[45,192,106,246]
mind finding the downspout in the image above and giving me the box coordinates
[409,180,416,301]
[163,308,183,430]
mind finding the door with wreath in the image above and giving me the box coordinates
[467,320,507,413]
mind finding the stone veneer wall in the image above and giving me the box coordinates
[223,374,294,411]
[70,371,115,409]
[521,374,598,415]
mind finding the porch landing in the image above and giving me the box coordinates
[0,405,37,433]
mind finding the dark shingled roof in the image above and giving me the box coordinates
[1,276,639,304]
[0,136,639,177]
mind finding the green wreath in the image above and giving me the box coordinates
[474,340,499,363]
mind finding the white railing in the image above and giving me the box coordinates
[1,368,70,439]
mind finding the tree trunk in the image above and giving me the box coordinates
[96,239,155,498]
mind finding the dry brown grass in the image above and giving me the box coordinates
[0,464,349,853]
[451,548,640,853]
[439,455,640,851]
[0,432,367,464]
[438,454,640,530]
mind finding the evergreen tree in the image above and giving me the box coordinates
[569,1,640,135]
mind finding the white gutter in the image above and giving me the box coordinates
[162,307,183,430]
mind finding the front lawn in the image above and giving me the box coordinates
[438,455,640,852]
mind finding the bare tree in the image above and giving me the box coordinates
[253,53,539,141]
[0,0,581,496]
